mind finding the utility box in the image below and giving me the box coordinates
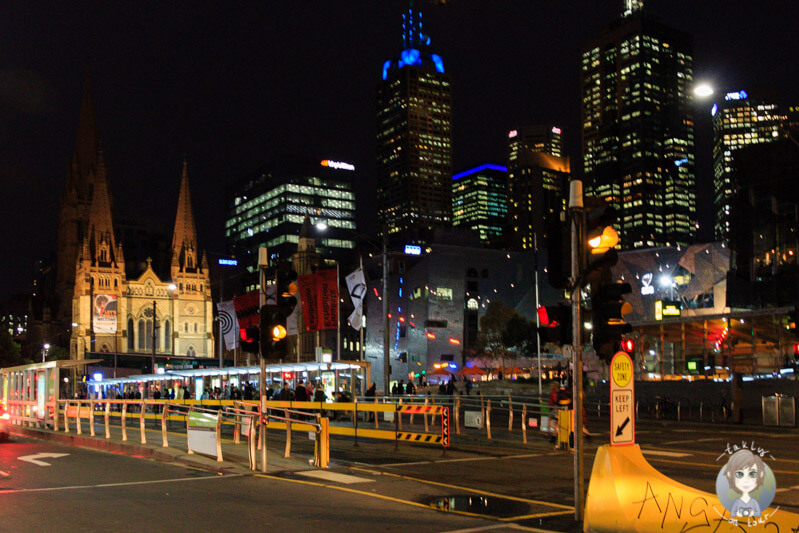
[464,410,483,429]
[762,396,779,426]
[778,395,796,427]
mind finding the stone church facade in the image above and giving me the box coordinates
[63,79,213,362]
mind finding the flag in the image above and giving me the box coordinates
[216,300,239,349]
[297,269,339,332]
[233,290,260,329]
[287,290,300,336]
[345,268,366,330]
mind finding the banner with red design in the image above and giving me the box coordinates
[233,290,260,329]
[297,269,338,332]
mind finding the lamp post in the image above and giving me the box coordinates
[42,343,50,363]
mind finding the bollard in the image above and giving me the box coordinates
[423,398,429,432]
[522,404,527,444]
[140,401,146,444]
[76,402,82,435]
[53,401,60,432]
[121,402,128,442]
[161,405,169,448]
[234,411,241,444]
[105,401,111,439]
[248,415,257,471]
[89,401,95,437]
[410,399,416,426]
[486,399,492,440]
[508,394,513,432]
[455,395,461,435]
[64,402,70,433]
[215,413,223,462]
[398,399,403,431]
[284,413,292,459]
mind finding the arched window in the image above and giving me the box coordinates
[184,322,189,333]
[127,319,134,350]
[186,346,196,357]
[164,319,170,351]
[138,320,145,350]
[194,322,198,333]
[146,320,153,350]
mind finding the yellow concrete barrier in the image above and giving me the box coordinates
[584,444,799,532]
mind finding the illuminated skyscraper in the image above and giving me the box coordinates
[711,90,787,241]
[452,163,508,244]
[581,0,695,249]
[377,4,452,236]
[507,125,562,161]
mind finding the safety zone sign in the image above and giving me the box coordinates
[610,351,635,446]
[441,406,450,447]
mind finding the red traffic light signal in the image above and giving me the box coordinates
[793,343,799,358]
[621,339,635,354]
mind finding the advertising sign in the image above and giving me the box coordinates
[187,411,218,457]
[93,294,117,333]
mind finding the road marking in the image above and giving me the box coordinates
[380,453,542,468]
[641,449,692,458]
[350,467,574,510]
[443,523,553,532]
[661,438,719,445]
[18,453,69,466]
[296,471,374,484]
[0,473,243,494]
[0,471,9,477]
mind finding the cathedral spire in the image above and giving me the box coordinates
[86,151,117,264]
[171,159,199,275]
[69,71,101,198]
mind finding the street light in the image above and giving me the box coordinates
[694,83,714,98]
[42,343,50,363]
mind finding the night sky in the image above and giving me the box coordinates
[1,1,797,301]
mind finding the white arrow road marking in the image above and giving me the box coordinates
[18,453,69,466]
[0,470,9,477]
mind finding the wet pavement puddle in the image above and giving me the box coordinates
[427,494,530,518]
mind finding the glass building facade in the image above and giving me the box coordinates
[224,156,357,270]
[451,163,508,244]
[377,6,452,236]
[581,3,696,249]
[711,90,787,241]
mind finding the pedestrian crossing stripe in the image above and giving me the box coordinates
[398,405,445,415]
[397,432,443,444]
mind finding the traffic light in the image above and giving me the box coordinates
[546,212,570,289]
[592,282,633,361]
[260,265,298,361]
[241,326,260,354]
[537,304,572,345]
[789,309,799,337]
[583,199,620,279]
[621,338,635,354]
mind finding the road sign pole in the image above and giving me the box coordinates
[569,180,585,522]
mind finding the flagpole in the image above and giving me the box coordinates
[359,255,364,362]
[336,261,341,362]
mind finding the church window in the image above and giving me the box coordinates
[146,320,153,350]
[194,322,198,333]
[184,322,188,333]
[186,346,196,357]
[138,320,145,349]
[127,319,134,350]
[164,320,170,350]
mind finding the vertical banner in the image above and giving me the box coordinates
[345,268,366,330]
[93,294,118,333]
[216,300,239,349]
[287,290,300,336]
[317,269,338,330]
[298,273,319,332]
[233,291,260,329]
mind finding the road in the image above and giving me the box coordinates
[2,419,797,532]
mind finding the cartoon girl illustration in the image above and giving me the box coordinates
[723,449,765,517]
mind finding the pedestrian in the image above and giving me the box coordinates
[278,381,292,401]
[398,379,405,396]
[446,379,455,396]
[295,380,309,402]
[405,380,415,395]
[465,377,473,395]
[313,384,326,402]
[391,382,399,395]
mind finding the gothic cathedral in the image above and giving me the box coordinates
[61,78,213,363]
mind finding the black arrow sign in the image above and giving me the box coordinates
[615,416,630,437]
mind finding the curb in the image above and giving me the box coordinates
[11,426,252,475]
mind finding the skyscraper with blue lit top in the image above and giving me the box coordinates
[377,3,452,237]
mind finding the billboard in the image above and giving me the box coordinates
[93,294,118,333]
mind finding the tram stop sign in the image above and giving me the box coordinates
[610,351,635,446]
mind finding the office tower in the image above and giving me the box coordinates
[712,90,788,241]
[224,156,357,270]
[508,125,563,160]
[452,163,508,244]
[506,127,570,250]
[581,0,695,249]
[377,4,452,236]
